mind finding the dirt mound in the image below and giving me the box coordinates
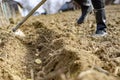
[0,5,120,80]
[0,30,28,80]
[20,20,103,80]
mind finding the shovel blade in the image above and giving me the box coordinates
[14,29,25,37]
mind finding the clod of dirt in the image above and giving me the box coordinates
[10,74,22,80]
[114,67,120,76]
[26,79,32,80]
[0,39,2,44]
[0,38,5,48]
[77,70,116,80]
[0,52,7,61]
[9,18,15,24]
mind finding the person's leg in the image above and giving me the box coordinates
[91,0,107,36]
[74,0,92,24]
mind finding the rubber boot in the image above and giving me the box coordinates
[94,8,107,36]
[75,0,93,24]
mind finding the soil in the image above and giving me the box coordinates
[0,5,120,80]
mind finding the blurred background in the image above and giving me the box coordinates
[0,0,120,27]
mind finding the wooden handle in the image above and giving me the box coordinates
[13,0,47,32]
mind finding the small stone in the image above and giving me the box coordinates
[35,54,39,56]
[35,59,42,64]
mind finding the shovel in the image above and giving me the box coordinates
[12,0,47,37]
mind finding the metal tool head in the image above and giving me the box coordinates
[14,29,25,37]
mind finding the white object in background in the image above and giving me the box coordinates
[114,0,120,4]
[14,0,72,16]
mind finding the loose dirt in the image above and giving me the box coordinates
[0,5,120,80]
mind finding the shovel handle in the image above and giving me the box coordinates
[13,0,47,32]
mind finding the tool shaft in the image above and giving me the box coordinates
[13,0,47,32]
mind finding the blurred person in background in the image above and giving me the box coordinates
[74,0,107,36]
[114,0,120,4]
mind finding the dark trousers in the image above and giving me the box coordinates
[74,0,105,9]
[91,0,105,9]
[74,0,107,30]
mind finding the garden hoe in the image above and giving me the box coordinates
[12,0,47,37]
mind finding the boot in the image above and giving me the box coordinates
[94,8,107,36]
[75,0,93,24]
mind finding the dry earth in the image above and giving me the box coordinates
[0,5,120,80]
